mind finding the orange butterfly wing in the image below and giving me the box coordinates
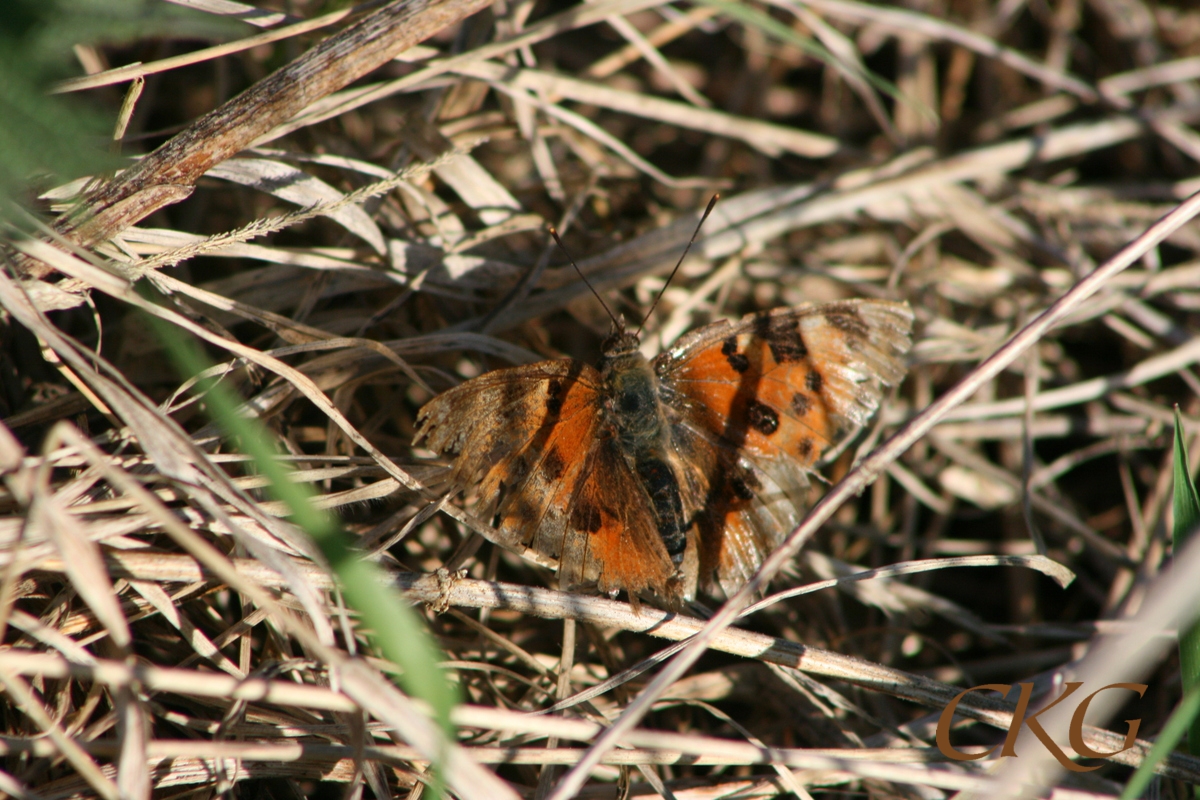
[416,299,911,601]
[657,299,913,595]
[414,360,677,597]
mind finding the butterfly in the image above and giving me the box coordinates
[414,295,913,605]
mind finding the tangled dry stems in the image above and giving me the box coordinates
[5,0,1200,797]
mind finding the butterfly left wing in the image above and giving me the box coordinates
[655,299,913,595]
[561,433,683,599]
[414,360,679,599]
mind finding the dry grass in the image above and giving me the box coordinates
[5,0,1200,797]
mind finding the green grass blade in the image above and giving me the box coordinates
[699,0,925,122]
[141,291,456,795]
[1172,408,1200,762]
[1120,685,1200,800]
[1119,408,1200,798]
[1173,407,1200,547]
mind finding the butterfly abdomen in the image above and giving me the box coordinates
[601,348,688,568]
[635,455,687,565]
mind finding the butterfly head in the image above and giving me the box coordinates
[600,315,641,359]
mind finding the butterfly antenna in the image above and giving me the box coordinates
[637,193,719,336]
[549,225,621,329]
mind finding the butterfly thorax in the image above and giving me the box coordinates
[599,345,661,447]
[598,338,688,568]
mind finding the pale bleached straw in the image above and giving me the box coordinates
[25,551,1200,781]
[53,6,358,94]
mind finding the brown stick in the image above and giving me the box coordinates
[35,0,492,278]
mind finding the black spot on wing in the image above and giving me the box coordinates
[806,369,823,393]
[500,487,542,545]
[825,305,869,342]
[753,314,808,363]
[790,392,810,416]
[546,379,564,416]
[797,437,814,459]
[542,447,565,481]
[722,336,750,373]
[745,399,779,435]
[570,500,601,533]
[729,466,760,501]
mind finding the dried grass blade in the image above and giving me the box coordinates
[53,6,354,93]
[31,435,131,651]
[450,61,837,157]
[114,682,150,800]
[14,239,427,496]
[45,0,494,258]
[205,158,385,253]
[800,0,1097,100]
[259,0,684,138]
[988,533,1200,790]
[126,579,244,677]
[0,668,120,800]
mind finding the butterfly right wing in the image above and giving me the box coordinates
[414,360,677,597]
[656,299,914,595]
